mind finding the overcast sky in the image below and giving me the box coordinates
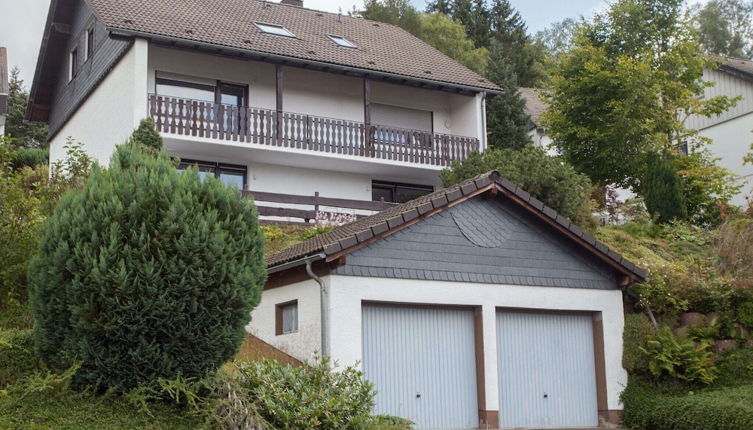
[0,0,609,89]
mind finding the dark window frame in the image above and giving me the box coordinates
[69,48,79,82]
[176,159,248,190]
[85,24,95,62]
[275,300,299,335]
[155,75,249,107]
[372,180,433,203]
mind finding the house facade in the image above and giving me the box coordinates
[26,0,498,211]
[252,171,646,429]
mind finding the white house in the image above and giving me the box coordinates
[26,0,498,214]
[519,87,553,153]
[0,47,8,136]
[686,57,753,206]
[251,171,647,429]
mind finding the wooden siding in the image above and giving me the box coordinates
[686,68,753,131]
[335,196,617,289]
[47,0,132,138]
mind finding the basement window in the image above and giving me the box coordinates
[254,22,296,38]
[276,300,298,335]
[328,34,357,48]
[372,180,433,203]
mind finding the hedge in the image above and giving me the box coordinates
[621,378,753,430]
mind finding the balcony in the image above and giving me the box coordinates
[148,94,479,167]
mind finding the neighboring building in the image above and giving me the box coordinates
[686,58,753,206]
[26,0,498,210]
[0,47,8,136]
[519,87,552,152]
[252,171,647,430]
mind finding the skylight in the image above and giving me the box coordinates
[254,22,296,38]
[328,35,357,48]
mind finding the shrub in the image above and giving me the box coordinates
[0,328,38,388]
[716,218,753,286]
[29,143,266,390]
[238,358,375,430]
[640,327,717,385]
[738,301,753,330]
[362,415,414,430]
[715,348,753,387]
[11,148,49,170]
[642,157,687,224]
[623,313,656,374]
[130,118,163,152]
[440,147,592,223]
[621,378,753,430]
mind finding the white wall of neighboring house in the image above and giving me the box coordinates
[246,277,323,363]
[50,39,149,166]
[249,275,627,413]
[0,115,5,136]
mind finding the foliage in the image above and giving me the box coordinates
[440,147,593,223]
[129,118,164,152]
[237,358,375,430]
[11,148,49,170]
[417,13,488,75]
[4,67,48,149]
[360,0,422,35]
[623,313,657,374]
[673,151,742,226]
[0,328,38,388]
[29,142,266,391]
[716,217,753,286]
[692,0,753,58]
[485,45,532,150]
[362,415,414,430]
[640,326,717,385]
[633,265,690,317]
[643,157,687,223]
[621,379,753,430]
[544,0,738,190]
[715,347,753,386]
[737,301,753,329]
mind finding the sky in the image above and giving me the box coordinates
[0,0,610,88]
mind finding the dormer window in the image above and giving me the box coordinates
[68,48,78,82]
[328,35,357,48]
[254,22,296,38]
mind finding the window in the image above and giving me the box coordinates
[69,48,78,82]
[372,180,433,203]
[276,300,298,335]
[176,159,247,190]
[156,76,216,103]
[254,22,296,38]
[328,34,357,48]
[85,25,95,61]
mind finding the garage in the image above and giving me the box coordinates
[496,311,599,428]
[362,305,479,429]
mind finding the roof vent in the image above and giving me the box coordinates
[372,23,380,27]
[280,0,303,6]
[185,29,194,35]
[424,70,432,74]
[308,50,316,55]
[243,39,252,44]
[123,19,134,24]
[367,60,376,65]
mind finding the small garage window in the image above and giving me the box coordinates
[276,300,298,335]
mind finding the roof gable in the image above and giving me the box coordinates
[267,171,648,284]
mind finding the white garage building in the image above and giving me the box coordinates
[248,171,647,429]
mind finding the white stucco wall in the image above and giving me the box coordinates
[49,39,149,166]
[324,275,627,412]
[247,278,323,363]
[699,112,753,206]
[284,68,363,122]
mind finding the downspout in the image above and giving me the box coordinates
[306,258,328,357]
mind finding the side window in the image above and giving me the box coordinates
[69,48,78,82]
[85,25,95,61]
[372,180,433,203]
[276,300,298,335]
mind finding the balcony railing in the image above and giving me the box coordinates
[148,94,479,167]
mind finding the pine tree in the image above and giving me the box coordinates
[129,118,163,152]
[642,157,687,223]
[485,41,531,150]
[5,68,48,149]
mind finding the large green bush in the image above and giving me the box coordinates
[621,378,753,430]
[440,147,592,223]
[0,328,38,388]
[642,157,687,224]
[238,358,375,430]
[29,143,266,390]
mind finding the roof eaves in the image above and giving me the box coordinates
[106,26,503,95]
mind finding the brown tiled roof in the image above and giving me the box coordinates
[266,171,648,283]
[519,87,548,126]
[87,0,499,93]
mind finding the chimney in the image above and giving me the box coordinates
[280,0,303,6]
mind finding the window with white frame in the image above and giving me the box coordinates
[276,300,298,335]
[69,48,78,82]
[85,25,95,61]
[254,22,296,38]
[328,34,357,48]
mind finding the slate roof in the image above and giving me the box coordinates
[266,171,648,283]
[519,87,548,127]
[720,57,753,79]
[86,0,499,93]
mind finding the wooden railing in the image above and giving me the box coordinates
[243,190,398,224]
[148,94,479,166]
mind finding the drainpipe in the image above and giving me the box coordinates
[306,258,328,357]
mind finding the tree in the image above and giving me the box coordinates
[29,142,266,390]
[642,156,687,223]
[129,118,163,152]
[675,150,742,225]
[693,0,753,59]
[485,42,531,149]
[544,0,738,190]
[5,68,48,149]
[440,147,593,223]
[360,0,422,35]
[417,13,488,75]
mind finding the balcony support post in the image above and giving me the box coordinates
[276,64,284,146]
[363,78,372,157]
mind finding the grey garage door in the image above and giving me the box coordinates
[496,311,598,429]
[362,305,478,429]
